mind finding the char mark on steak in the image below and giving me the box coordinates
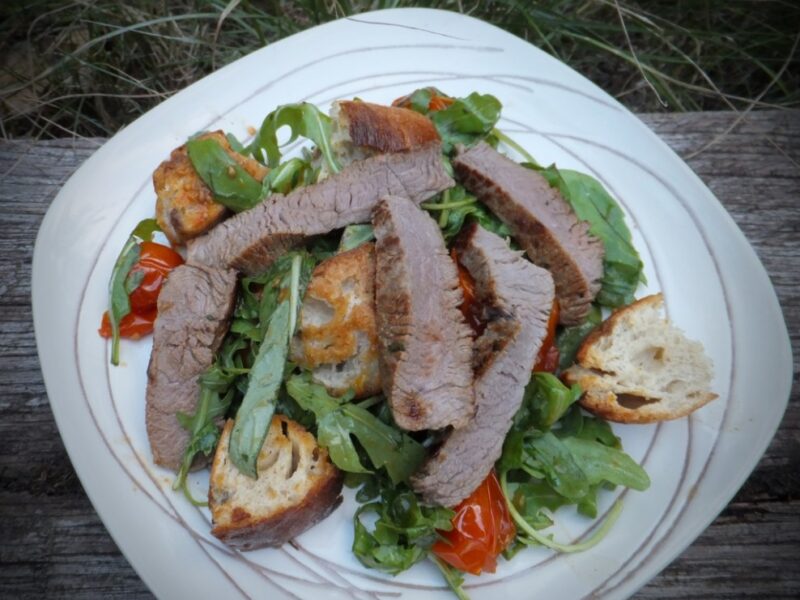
[453,141,602,325]
[372,196,475,432]
[411,223,555,507]
[188,142,453,275]
[146,263,237,471]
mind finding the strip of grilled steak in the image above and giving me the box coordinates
[146,264,237,471]
[188,142,453,275]
[372,196,474,431]
[411,223,554,507]
[453,141,602,325]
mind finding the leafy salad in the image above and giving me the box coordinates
[102,87,651,598]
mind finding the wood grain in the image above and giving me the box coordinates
[0,111,797,599]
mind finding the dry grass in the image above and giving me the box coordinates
[1,0,798,138]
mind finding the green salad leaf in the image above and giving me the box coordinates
[229,252,315,478]
[187,137,263,212]
[262,157,313,195]
[247,102,340,174]
[556,305,602,370]
[286,374,426,484]
[561,437,650,491]
[353,474,454,575]
[423,185,511,241]
[106,218,160,366]
[534,165,644,307]
[338,224,375,252]
[430,92,502,153]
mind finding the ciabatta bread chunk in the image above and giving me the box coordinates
[153,130,268,245]
[209,416,343,550]
[563,294,717,424]
[330,100,440,167]
[290,243,381,398]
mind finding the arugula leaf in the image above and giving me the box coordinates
[534,165,644,308]
[352,475,454,575]
[338,224,374,252]
[556,305,602,370]
[432,556,470,600]
[526,372,583,430]
[286,374,425,483]
[173,385,235,501]
[229,253,314,478]
[561,437,650,491]
[247,103,340,174]
[507,479,572,530]
[525,432,591,502]
[424,185,510,241]
[187,137,263,212]
[262,157,312,195]
[431,92,502,153]
[106,218,160,366]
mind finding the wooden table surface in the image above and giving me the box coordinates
[0,110,797,598]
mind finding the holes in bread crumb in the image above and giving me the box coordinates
[280,419,289,438]
[635,346,666,368]
[665,379,687,394]
[311,447,320,462]
[617,394,659,410]
[288,438,300,479]
[303,297,335,326]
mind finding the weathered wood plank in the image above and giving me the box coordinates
[0,110,797,599]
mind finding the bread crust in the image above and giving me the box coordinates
[564,293,717,424]
[209,417,343,550]
[153,130,268,245]
[336,101,440,153]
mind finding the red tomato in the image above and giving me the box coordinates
[428,95,454,112]
[99,241,183,340]
[128,241,184,311]
[533,300,560,372]
[98,308,158,339]
[392,88,454,112]
[432,471,516,575]
[451,248,483,335]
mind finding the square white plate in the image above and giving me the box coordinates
[32,8,792,599]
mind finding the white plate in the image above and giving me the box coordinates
[32,8,792,600]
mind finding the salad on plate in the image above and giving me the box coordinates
[99,87,717,597]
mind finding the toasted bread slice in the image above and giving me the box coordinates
[563,294,717,423]
[330,100,440,167]
[209,416,343,550]
[153,131,268,245]
[290,243,381,398]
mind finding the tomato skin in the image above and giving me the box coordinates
[128,242,184,311]
[533,300,560,372]
[432,471,516,575]
[99,241,183,339]
[99,308,158,339]
[428,95,454,111]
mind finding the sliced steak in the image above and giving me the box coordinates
[146,264,237,471]
[372,196,474,431]
[188,143,453,275]
[453,141,603,325]
[411,223,554,507]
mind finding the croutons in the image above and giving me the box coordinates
[153,131,268,245]
[563,294,717,423]
[209,416,343,550]
[330,100,440,167]
[290,243,381,398]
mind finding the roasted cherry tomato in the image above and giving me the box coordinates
[451,248,483,335]
[99,241,183,339]
[432,470,516,575]
[99,307,158,340]
[533,300,560,372]
[392,88,454,112]
[128,241,184,311]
